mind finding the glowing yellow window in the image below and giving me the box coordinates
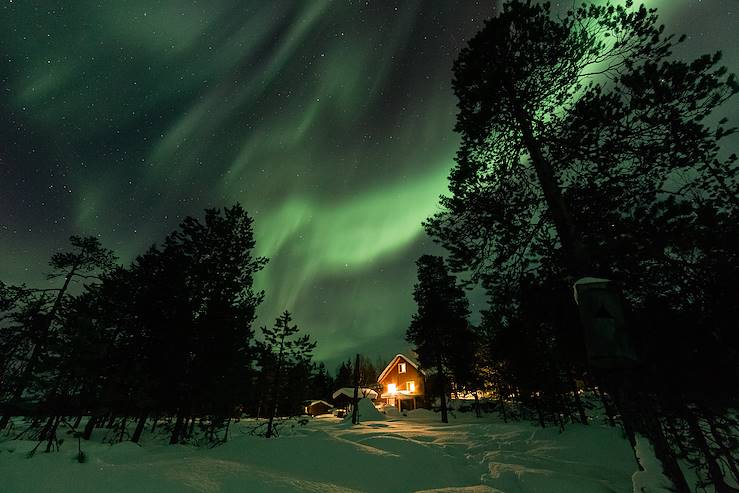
[387,383,397,394]
[407,381,415,392]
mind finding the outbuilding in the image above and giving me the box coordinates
[331,387,379,410]
[303,400,333,416]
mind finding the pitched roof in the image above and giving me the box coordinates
[377,354,425,383]
[305,400,332,407]
[331,387,379,400]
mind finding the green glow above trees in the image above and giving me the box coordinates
[1,0,737,363]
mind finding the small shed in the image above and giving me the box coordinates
[304,400,333,416]
[332,387,379,409]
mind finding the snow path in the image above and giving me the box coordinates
[0,415,638,492]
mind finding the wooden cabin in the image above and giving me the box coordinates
[377,354,426,411]
[303,400,333,416]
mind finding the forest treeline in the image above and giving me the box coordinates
[0,205,341,447]
[405,1,739,491]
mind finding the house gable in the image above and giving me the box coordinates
[377,354,425,397]
[377,354,424,383]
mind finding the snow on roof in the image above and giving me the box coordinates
[306,400,332,407]
[377,354,425,383]
[332,387,378,400]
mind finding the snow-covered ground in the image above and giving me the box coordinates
[0,408,646,493]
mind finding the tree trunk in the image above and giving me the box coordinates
[223,418,231,443]
[169,412,185,444]
[535,398,546,429]
[648,419,691,493]
[44,416,61,453]
[117,416,128,442]
[38,415,55,442]
[150,414,158,434]
[4,263,81,420]
[570,373,588,425]
[82,415,98,440]
[437,357,448,424]
[72,415,83,429]
[597,386,616,427]
[266,334,287,438]
[187,416,196,438]
[705,411,739,487]
[351,353,361,425]
[556,394,566,432]
[630,394,688,493]
[504,81,593,278]
[474,393,481,418]
[685,407,737,493]
[131,412,147,443]
[663,414,690,460]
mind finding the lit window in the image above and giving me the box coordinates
[388,383,397,394]
[398,362,407,373]
[407,381,415,392]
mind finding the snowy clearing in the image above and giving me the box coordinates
[0,411,642,493]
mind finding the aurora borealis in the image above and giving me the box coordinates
[2,1,737,366]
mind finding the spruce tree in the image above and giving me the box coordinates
[407,255,471,423]
[260,311,316,438]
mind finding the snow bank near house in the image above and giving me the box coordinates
[382,404,400,417]
[406,408,437,419]
[354,397,386,421]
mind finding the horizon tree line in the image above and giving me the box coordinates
[0,204,329,447]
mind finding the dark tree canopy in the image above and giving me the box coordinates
[0,204,280,447]
[424,1,739,488]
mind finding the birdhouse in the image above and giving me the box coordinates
[573,277,638,370]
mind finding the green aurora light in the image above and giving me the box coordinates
[1,0,737,365]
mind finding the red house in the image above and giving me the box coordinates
[377,354,426,411]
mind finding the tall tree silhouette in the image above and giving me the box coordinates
[407,255,471,423]
[0,236,115,431]
[427,1,738,489]
[260,311,316,438]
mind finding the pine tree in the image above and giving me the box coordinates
[334,359,353,389]
[426,1,738,489]
[0,236,115,431]
[260,311,316,438]
[407,255,471,423]
[309,362,334,402]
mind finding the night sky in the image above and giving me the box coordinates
[2,1,737,367]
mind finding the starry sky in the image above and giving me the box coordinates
[1,1,737,368]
